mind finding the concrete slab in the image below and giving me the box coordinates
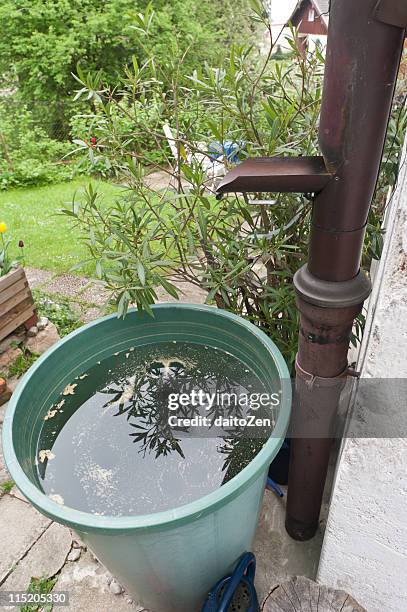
[9,485,28,503]
[0,402,6,425]
[0,496,51,583]
[156,281,207,305]
[57,550,145,611]
[0,436,11,486]
[253,489,323,604]
[2,522,72,591]
[24,267,207,317]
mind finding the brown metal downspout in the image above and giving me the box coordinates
[285,0,406,540]
[216,0,405,541]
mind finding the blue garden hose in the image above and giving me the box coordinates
[266,476,284,498]
[201,481,282,611]
[202,552,259,612]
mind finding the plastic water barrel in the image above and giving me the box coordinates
[2,304,291,611]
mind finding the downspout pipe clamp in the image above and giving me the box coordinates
[294,264,372,309]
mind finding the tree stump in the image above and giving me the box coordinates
[262,576,366,611]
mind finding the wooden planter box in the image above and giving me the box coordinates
[0,268,37,343]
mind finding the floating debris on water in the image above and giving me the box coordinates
[44,409,57,421]
[104,375,136,411]
[63,383,77,396]
[37,342,277,516]
[49,493,64,505]
[79,374,88,380]
[39,449,55,463]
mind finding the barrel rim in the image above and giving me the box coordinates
[2,303,291,533]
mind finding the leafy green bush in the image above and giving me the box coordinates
[0,480,14,495]
[0,102,76,189]
[62,5,323,370]
[0,0,256,186]
[70,89,168,174]
[0,0,143,138]
[62,4,406,370]
[0,0,255,140]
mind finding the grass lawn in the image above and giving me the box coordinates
[0,178,123,275]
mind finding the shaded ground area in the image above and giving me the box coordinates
[0,457,324,611]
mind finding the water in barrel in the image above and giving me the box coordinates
[36,342,278,516]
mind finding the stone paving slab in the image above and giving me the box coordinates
[156,281,207,304]
[0,402,6,425]
[0,495,51,583]
[0,484,322,611]
[0,443,10,486]
[2,522,72,592]
[51,491,322,611]
[253,489,323,603]
[57,551,144,611]
[0,416,11,486]
[25,268,107,307]
[143,170,175,191]
[9,485,27,503]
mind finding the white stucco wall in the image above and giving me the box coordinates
[317,138,407,611]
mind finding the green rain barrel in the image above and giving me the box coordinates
[2,304,291,612]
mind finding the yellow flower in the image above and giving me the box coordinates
[0,222,7,234]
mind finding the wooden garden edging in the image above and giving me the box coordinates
[0,268,37,342]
